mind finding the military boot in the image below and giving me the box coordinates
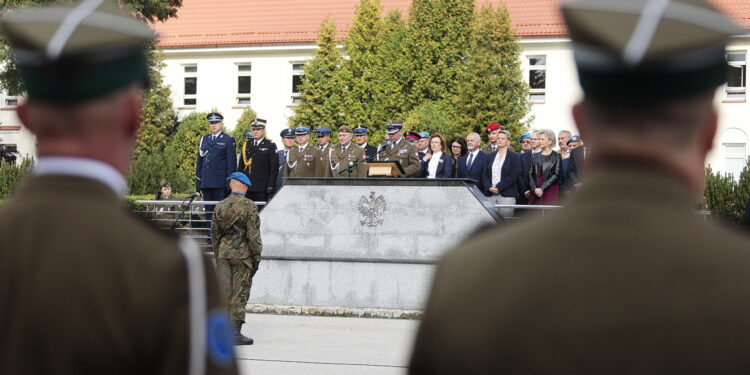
[233,322,254,345]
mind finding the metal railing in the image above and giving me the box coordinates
[133,200,266,251]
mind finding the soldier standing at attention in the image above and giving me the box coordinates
[211,172,263,346]
[481,123,501,153]
[285,126,325,177]
[0,1,237,374]
[376,121,420,177]
[410,1,750,373]
[196,112,236,216]
[330,125,367,178]
[276,128,295,191]
[353,125,377,161]
[315,127,334,177]
[238,118,278,205]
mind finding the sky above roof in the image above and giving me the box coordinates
[152,0,750,48]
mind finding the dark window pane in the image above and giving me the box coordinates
[5,98,18,107]
[184,66,197,73]
[238,76,251,94]
[529,56,546,66]
[184,98,196,105]
[727,52,745,63]
[237,97,251,105]
[184,77,197,95]
[238,64,252,72]
[529,70,546,89]
[292,75,303,93]
[727,65,745,88]
[292,63,305,71]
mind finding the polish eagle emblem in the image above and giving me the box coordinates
[358,191,387,227]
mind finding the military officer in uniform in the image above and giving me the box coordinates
[329,125,367,178]
[196,112,236,217]
[353,125,377,161]
[211,172,262,346]
[410,1,750,374]
[481,122,501,153]
[285,126,325,177]
[376,121,420,177]
[276,128,295,191]
[315,127,334,177]
[237,118,278,205]
[0,2,237,374]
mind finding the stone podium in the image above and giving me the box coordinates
[251,178,498,312]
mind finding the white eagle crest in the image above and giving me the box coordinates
[358,191,386,227]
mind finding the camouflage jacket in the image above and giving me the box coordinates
[210,193,262,260]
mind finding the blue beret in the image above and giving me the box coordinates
[227,172,252,187]
[207,112,223,123]
[518,133,531,142]
[280,128,294,138]
[419,132,430,139]
[567,135,582,144]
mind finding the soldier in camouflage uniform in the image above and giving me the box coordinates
[211,172,263,346]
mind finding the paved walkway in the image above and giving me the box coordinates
[235,313,419,375]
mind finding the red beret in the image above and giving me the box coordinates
[486,123,501,132]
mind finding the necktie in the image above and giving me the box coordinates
[299,147,303,153]
[467,153,474,169]
[255,140,259,147]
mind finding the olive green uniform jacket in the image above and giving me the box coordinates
[328,143,367,178]
[377,137,421,177]
[0,176,237,375]
[285,144,325,178]
[410,163,750,374]
[318,143,334,177]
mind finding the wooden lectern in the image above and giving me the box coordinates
[366,161,406,177]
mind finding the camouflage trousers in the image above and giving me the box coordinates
[215,257,254,324]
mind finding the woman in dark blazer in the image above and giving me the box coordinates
[417,133,452,178]
[529,128,562,205]
[448,136,467,178]
[480,130,521,218]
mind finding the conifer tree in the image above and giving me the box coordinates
[229,107,258,155]
[453,4,531,145]
[405,0,474,108]
[134,46,176,159]
[162,111,208,191]
[342,0,384,131]
[291,18,346,130]
[373,10,411,120]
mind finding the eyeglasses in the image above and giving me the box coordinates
[521,140,530,144]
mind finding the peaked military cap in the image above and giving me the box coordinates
[0,0,155,103]
[294,126,310,135]
[207,112,223,123]
[353,125,368,135]
[567,135,583,145]
[561,0,743,104]
[315,128,331,136]
[404,131,420,141]
[251,118,267,129]
[280,128,294,138]
[385,120,404,134]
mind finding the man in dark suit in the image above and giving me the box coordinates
[353,125,377,161]
[456,132,487,192]
[276,128,295,191]
[0,2,237,374]
[567,136,586,189]
[410,1,750,373]
[196,112,236,216]
[238,118,278,205]
[517,133,533,205]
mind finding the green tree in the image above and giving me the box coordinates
[162,111,208,192]
[403,101,459,138]
[290,18,346,130]
[704,164,750,224]
[405,0,474,108]
[134,46,177,159]
[127,151,189,195]
[341,0,384,131]
[0,156,33,200]
[371,10,411,135]
[0,0,183,94]
[229,107,258,155]
[453,4,531,147]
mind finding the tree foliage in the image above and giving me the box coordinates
[704,162,750,225]
[161,111,208,192]
[403,101,459,137]
[290,18,346,130]
[0,156,33,200]
[134,46,177,159]
[229,107,258,155]
[454,4,530,147]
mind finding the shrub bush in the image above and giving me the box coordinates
[0,157,33,200]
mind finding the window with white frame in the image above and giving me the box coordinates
[236,63,252,105]
[726,51,746,100]
[291,62,304,104]
[527,55,546,103]
[1,86,19,108]
[723,143,747,180]
[182,64,197,106]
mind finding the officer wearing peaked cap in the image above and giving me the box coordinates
[238,118,278,206]
[276,128,295,191]
[353,125,377,161]
[376,120,420,177]
[411,1,750,374]
[315,127,334,177]
[0,1,237,374]
[285,125,325,177]
[329,125,367,178]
